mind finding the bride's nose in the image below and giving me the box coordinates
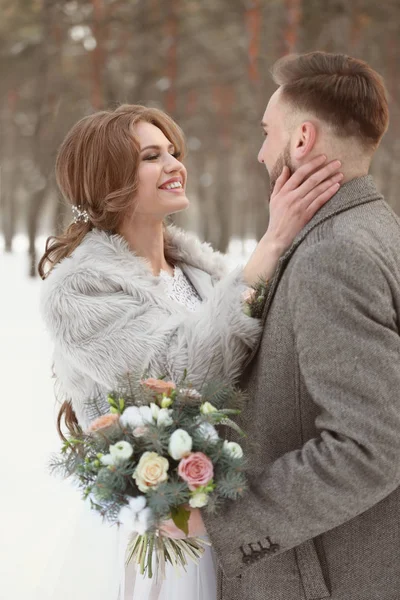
[164,154,183,173]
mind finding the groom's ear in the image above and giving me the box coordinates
[292,121,317,160]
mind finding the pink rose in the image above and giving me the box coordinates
[178,452,214,491]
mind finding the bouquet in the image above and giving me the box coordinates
[50,371,248,579]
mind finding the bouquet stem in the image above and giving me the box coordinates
[126,532,211,580]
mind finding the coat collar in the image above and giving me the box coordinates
[243,175,383,369]
[77,223,228,281]
[46,223,228,305]
[289,174,382,252]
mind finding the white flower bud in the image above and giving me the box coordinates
[150,402,160,421]
[100,453,115,466]
[223,440,243,459]
[200,402,218,415]
[157,408,173,427]
[161,396,173,408]
[168,429,193,460]
[189,492,209,508]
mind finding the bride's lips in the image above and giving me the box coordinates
[158,176,185,193]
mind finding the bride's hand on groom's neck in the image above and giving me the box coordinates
[242,155,343,287]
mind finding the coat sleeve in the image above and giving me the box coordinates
[41,266,262,393]
[203,238,400,578]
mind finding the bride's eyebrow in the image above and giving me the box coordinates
[261,121,268,130]
[140,144,175,152]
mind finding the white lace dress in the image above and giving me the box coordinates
[119,265,216,600]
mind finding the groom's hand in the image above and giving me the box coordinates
[159,507,207,539]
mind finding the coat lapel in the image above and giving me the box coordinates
[243,175,383,369]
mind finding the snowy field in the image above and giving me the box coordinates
[0,234,255,600]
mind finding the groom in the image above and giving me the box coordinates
[203,52,400,599]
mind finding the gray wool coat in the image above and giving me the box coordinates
[204,176,400,600]
[40,224,261,429]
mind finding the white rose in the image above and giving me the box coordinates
[197,422,219,443]
[168,429,193,460]
[100,453,115,466]
[223,440,243,459]
[109,440,134,462]
[189,492,209,508]
[200,402,218,415]
[157,408,173,427]
[133,451,169,493]
[150,402,160,421]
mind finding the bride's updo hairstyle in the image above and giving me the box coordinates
[38,104,186,280]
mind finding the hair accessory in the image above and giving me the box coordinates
[71,204,90,224]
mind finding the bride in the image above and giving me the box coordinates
[38,104,342,600]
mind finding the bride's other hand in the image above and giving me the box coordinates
[159,508,206,539]
[242,155,343,287]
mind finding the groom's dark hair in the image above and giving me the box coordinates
[271,51,389,150]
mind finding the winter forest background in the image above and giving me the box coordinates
[1,0,400,275]
[1,2,400,599]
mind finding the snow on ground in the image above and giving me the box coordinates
[0,234,255,600]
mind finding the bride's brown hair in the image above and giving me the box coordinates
[39,104,186,438]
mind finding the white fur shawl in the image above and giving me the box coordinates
[40,225,261,428]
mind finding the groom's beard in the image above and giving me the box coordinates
[269,143,295,198]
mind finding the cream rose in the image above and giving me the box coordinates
[133,451,169,492]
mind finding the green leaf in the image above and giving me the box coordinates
[107,395,117,407]
[170,506,191,535]
[118,398,125,412]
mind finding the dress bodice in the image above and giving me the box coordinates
[159,265,202,312]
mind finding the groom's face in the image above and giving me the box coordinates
[258,88,295,193]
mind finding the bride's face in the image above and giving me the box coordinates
[132,121,189,220]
